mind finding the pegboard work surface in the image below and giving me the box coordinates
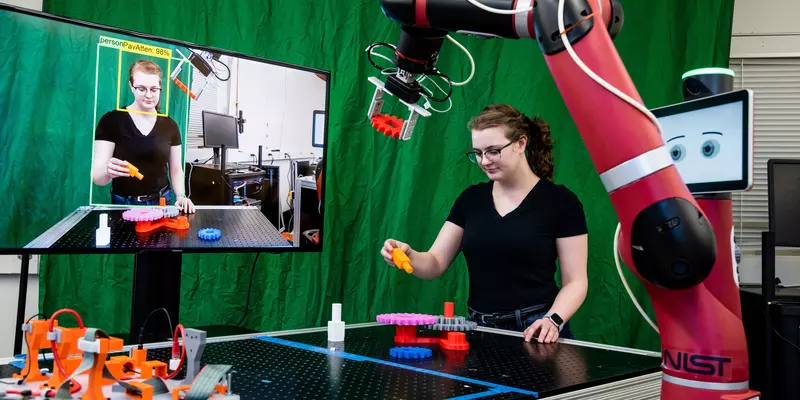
[276,325,661,398]
[0,325,660,399]
[34,207,289,250]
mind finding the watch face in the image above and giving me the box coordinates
[550,314,563,325]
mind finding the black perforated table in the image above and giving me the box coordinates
[0,323,663,399]
[24,205,290,251]
[15,205,290,356]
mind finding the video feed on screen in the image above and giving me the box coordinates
[0,6,329,253]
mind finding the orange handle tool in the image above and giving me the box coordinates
[172,77,197,100]
[126,164,144,180]
[392,248,413,274]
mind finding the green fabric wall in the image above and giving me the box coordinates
[6,0,732,351]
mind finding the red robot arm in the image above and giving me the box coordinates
[370,1,760,398]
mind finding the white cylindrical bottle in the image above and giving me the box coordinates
[327,303,345,342]
[96,213,110,247]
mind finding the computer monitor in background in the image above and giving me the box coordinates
[0,4,330,254]
[294,161,314,178]
[768,159,800,247]
[651,89,754,195]
[202,110,238,167]
[202,110,238,149]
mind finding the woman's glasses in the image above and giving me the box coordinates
[133,86,162,95]
[466,141,514,164]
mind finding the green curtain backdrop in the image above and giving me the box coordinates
[4,0,733,351]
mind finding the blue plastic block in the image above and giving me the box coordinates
[389,347,432,359]
[198,228,222,240]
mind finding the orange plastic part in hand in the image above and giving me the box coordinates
[126,164,144,180]
[136,216,190,233]
[391,248,413,274]
[371,114,404,139]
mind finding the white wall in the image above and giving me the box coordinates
[731,0,800,285]
[1,0,42,10]
[730,0,800,58]
[185,57,327,213]
[0,0,42,358]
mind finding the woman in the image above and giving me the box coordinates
[381,104,588,344]
[92,59,195,213]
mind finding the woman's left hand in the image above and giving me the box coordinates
[176,196,196,214]
[523,318,560,344]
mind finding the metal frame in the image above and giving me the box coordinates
[0,322,661,399]
[23,205,266,250]
[24,207,92,249]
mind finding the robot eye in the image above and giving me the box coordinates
[669,144,686,162]
[701,139,720,158]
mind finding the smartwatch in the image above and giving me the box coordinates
[545,313,564,331]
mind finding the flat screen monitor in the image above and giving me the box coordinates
[202,111,239,149]
[651,89,754,194]
[0,4,330,254]
[768,159,800,247]
[313,110,325,148]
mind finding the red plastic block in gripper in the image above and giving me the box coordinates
[371,114,403,139]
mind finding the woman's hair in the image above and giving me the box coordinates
[128,59,163,111]
[468,104,555,182]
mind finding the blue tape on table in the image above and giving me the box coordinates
[446,388,511,400]
[256,335,538,398]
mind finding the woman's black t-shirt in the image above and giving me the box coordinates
[446,178,588,313]
[94,110,182,197]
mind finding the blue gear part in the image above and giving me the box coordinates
[198,228,222,240]
[389,347,432,359]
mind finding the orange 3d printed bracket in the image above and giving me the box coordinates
[391,248,413,274]
[135,216,190,234]
[126,163,144,180]
[14,320,53,383]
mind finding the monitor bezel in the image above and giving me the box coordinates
[312,110,325,148]
[768,158,800,247]
[650,89,754,194]
[202,110,240,150]
[0,3,331,255]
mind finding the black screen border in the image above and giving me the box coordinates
[650,89,754,195]
[768,158,800,247]
[0,3,331,255]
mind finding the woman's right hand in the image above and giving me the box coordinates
[382,239,412,267]
[106,157,130,179]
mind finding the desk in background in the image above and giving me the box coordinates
[187,163,281,229]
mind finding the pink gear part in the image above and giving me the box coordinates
[376,313,437,326]
[122,208,165,222]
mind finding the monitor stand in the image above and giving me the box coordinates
[213,145,228,171]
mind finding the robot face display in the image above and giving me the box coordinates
[659,101,744,186]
